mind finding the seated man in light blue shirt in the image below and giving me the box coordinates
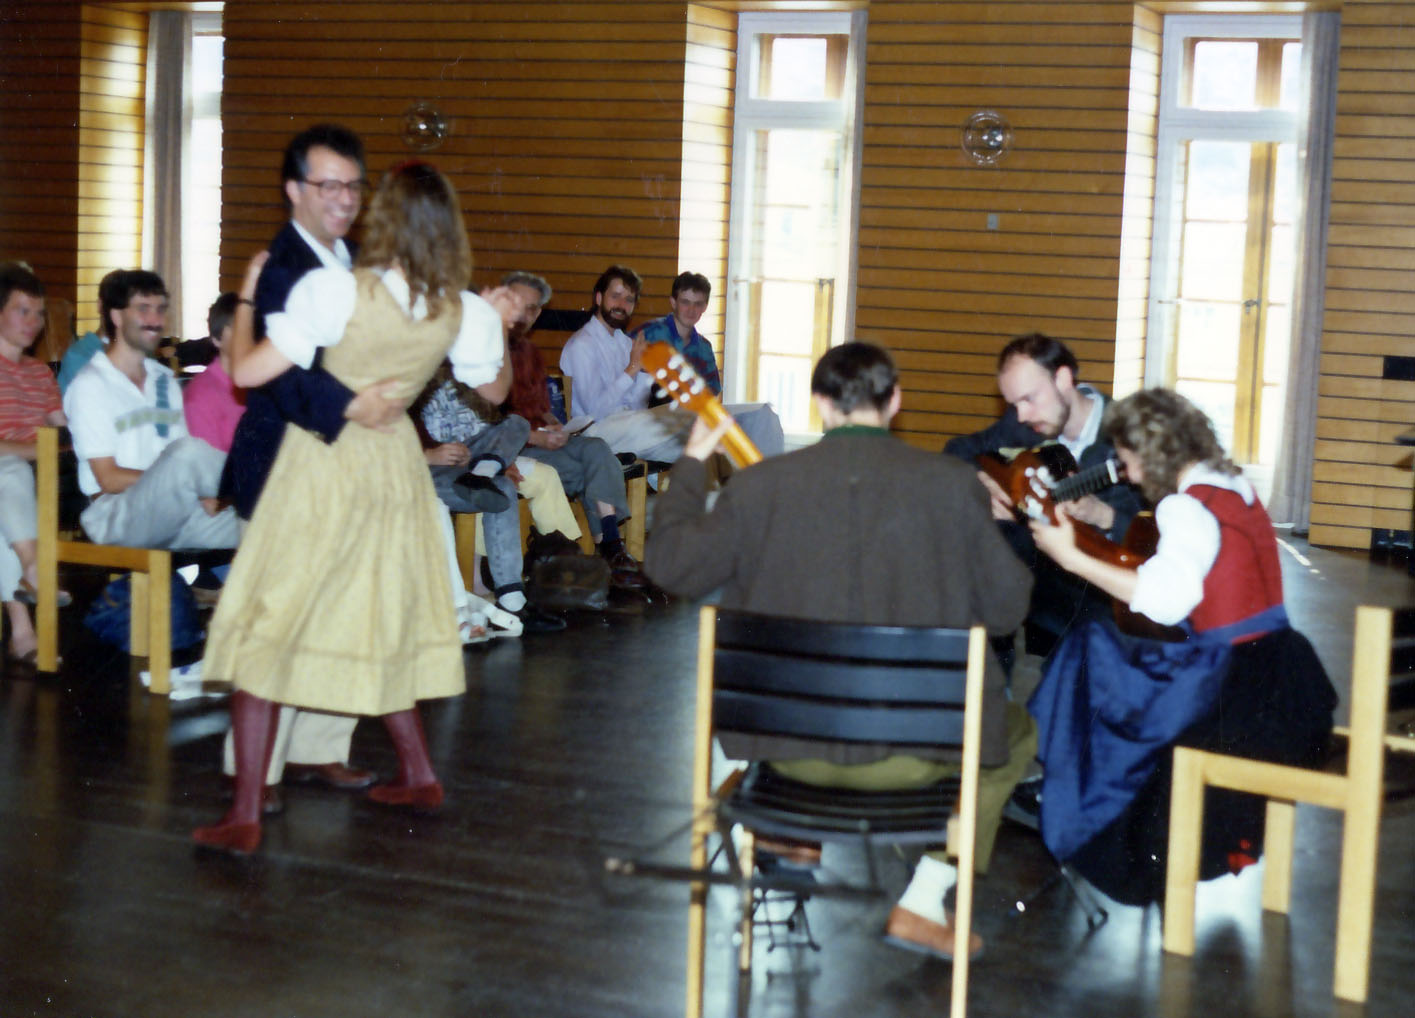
[558,264,782,462]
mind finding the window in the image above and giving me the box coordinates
[1148,15,1303,467]
[184,14,223,340]
[725,12,866,435]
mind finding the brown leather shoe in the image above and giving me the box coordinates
[283,762,378,790]
[883,905,984,962]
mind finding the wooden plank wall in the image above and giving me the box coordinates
[220,0,694,366]
[856,1,1139,449]
[1310,0,1415,549]
[77,3,146,335]
[673,3,736,363]
[0,2,84,302]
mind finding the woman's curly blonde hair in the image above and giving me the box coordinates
[1102,388,1238,503]
[356,160,470,318]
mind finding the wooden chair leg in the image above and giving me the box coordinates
[685,823,710,1018]
[35,427,61,672]
[452,513,480,593]
[737,829,755,975]
[128,571,149,657]
[147,552,171,696]
[625,473,647,561]
[1261,799,1295,914]
[1333,752,1383,1002]
[569,502,594,553]
[1163,746,1205,957]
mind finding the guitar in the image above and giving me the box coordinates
[982,446,1186,640]
[979,445,1146,568]
[641,343,762,469]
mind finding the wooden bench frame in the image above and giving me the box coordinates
[34,427,173,694]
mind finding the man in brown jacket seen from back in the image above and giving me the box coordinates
[645,341,1036,959]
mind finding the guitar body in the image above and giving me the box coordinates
[980,445,1141,568]
[981,444,1184,639]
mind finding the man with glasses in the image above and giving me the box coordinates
[214,124,414,803]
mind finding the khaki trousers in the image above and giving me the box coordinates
[770,701,1037,873]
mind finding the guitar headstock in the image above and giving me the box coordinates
[641,342,713,414]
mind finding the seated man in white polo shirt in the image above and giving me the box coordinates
[63,270,238,551]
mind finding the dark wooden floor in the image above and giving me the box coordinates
[1,536,1412,1018]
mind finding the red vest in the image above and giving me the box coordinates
[1185,484,1284,638]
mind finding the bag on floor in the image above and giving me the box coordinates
[82,574,204,652]
[526,553,611,612]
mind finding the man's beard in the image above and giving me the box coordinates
[600,307,630,330]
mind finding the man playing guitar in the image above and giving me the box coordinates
[944,333,1145,663]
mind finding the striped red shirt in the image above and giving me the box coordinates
[0,354,62,442]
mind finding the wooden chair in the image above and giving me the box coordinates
[1163,604,1415,1002]
[684,606,988,1018]
[34,427,174,694]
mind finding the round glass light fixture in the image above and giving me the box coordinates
[961,110,1013,167]
[401,102,449,152]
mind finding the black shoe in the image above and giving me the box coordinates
[515,605,567,634]
[603,548,648,589]
[1003,774,1043,831]
[452,473,510,513]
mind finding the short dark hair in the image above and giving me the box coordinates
[100,270,167,338]
[997,331,1078,378]
[670,271,710,299]
[207,291,239,339]
[280,124,366,205]
[592,264,642,302]
[0,262,44,309]
[811,342,898,415]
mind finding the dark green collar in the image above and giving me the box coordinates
[823,424,890,439]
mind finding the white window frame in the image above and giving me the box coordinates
[723,10,866,410]
[1145,13,1302,390]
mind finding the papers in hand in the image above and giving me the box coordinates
[561,416,593,436]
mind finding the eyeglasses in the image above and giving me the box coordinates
[302,178,366,200]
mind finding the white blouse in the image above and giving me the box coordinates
[1128,464,1256,626]
[265,266,503,388]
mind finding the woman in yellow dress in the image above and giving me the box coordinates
[194,161,520,854]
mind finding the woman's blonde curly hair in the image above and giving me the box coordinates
[1102,388,1238,503]
[357,160,470,319]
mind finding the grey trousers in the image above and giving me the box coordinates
[522,433,627,540]
[586,402,786,463]
[428,416,531,596]
[79,437,238,550]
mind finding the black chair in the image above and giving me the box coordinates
[680,606,989,1018]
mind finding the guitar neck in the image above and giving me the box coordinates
[1050,457,1122,505]
[696,399,762,468]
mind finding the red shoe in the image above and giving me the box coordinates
[192,821,261,855]
[367,782,444,810]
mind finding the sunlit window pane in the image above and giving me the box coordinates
[1180,222,1246,301]
[1279,42,1303,111]
[184,30,223,339]
[1185,141,1250,221]
[1272,143,1297,223]
[758,353,813,432]
[1191,40,1258,110]
[756,34,845,101]
[1176,302,1240,381]
[1267,223,1295,306]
